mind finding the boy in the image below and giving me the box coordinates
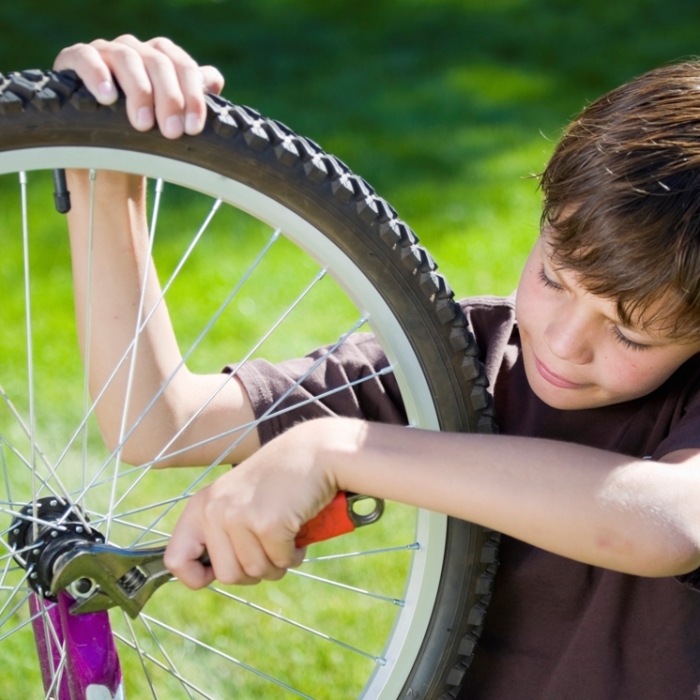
[56,37,700,699]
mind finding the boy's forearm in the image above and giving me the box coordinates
[313,418,700,577]
[66,170,190,462]
[66,170,259,466]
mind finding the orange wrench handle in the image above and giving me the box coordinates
[294,492,355,547]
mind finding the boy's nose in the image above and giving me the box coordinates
[543,313,594,365]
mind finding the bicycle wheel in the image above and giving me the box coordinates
[0,69,498,700]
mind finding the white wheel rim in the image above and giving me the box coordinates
[0,146,448,700]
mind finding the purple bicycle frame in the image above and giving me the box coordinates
[30,592,123,700]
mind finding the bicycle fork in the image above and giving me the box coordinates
[30,594,123,700]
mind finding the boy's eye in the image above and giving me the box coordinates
[612,326,649,351]
[538,266,563,291]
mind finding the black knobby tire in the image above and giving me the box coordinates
[0,68,499,699]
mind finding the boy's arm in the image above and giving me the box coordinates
[66,171,260,467]
[58,37,260,466]
[166,417,700,588]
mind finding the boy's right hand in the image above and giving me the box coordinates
[53,35,225,139]
[164,418,348,589]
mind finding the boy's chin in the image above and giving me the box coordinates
[531,383,603,410]
[523,363,610,411]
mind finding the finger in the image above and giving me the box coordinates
[259,526,306,572]
[84,38,157,132]
[113,35,186,138]
[205,524,261,586]
[165,523,215,590]
[230,526,288,582]
[165,544,214,590]
[53,43,119,105]
[146,38,214,135]
[200,65,225,96]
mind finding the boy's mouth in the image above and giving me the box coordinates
[534,355,589,390]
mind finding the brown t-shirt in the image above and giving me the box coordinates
[232,295,700,700]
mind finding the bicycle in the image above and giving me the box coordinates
[0,68,498,699]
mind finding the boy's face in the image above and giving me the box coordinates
[516,236,700,410]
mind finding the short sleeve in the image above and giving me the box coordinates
[226,332,407,445]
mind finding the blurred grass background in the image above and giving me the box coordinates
[1,1,700,697]
[3,0,700,297]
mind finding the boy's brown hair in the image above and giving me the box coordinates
[540,60,700,341]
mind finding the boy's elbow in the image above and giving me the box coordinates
[672,525,700,577]
[640,519,700,578]
[635,455,700,578]
[99,429,152,468]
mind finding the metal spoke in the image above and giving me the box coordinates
[0,549,32,620]
[0,509,69,536]
[206,584,384,663]
[123,611,160,700]
[129,314,369,547]
[0,586,32,628]
[39,605,59,693]
[67,462,144,495]
[81,169,97,490]
[53,196,223,481]
[111,265,327,514]
[0,433,61,502]
[0,600,41,642]
[142,613,318,699]
[83,509,170,543]
[42,649,68,700]
[20,171,37,541]
[0,541,16,589]
[0,441,10,511]
[0,386,52,471]
[114,631,215,699]
[147,364,391,468]
[288,569,404,606]
[107,178,164,539]
[91,493,193,524]
[303,541,420,563]
[138,615,197,700]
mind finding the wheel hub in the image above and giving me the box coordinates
[9,497,104,600]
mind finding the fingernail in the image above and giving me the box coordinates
[136,106,153,130]
[97,80,118,103]
[164,114,185,139]
[185,112,202,135]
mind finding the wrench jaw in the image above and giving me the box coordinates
[50,544,174,618]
